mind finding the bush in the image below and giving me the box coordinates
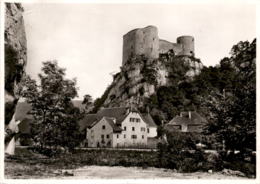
[224,160,256,177]
[157,131,224,172]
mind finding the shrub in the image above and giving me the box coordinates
[157,131,224,172]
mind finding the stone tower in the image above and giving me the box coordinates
[177,36,195,56]
[122,25,159,65]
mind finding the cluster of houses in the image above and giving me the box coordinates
[12,102,208,148]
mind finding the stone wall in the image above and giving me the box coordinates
[159,39,183,55]
[5,3,27,125]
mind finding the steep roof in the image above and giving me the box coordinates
[80,107,157,131]
[18,118,33,134]
[78,114,98,131]
[168,111,207,125]
[141,113,157,127]
[15,101,32,120]
[97,107,130,125]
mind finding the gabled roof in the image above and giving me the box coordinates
[97,107,130,125]
[15,101,32,120]
[80,107,158,131]
[141,113,157,127]
[78,114,98,131]
[168,111,207,125]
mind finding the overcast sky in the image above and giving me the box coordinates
[22,3,256,100]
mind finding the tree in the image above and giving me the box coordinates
[82,94,93,113]
[204,39,256,153]
[21,61,84,153]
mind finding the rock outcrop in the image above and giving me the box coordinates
[93,26,203,111]
[101,54,203,109]
[5,3,27,125]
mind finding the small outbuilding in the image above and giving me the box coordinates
[166,111,207,133]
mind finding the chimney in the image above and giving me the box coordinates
[189,111,191,119]
[126,108,130,114]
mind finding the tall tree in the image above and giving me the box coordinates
[21,61,83,153]
[204,39,256,153]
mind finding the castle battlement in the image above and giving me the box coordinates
[122,25,195,65]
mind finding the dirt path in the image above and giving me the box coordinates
[52,166,247,179]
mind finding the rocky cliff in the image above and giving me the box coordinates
[97,52,203,110]
[5,3,27,125]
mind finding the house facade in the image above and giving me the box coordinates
[166,111,207,133]
[80,107,157,148]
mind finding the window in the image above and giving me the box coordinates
[132,127,135,131]
[102,125,106,130]
[107,134,109,139]
[101,134,104,139]
[173,125,181,130]
[147,128,150,133]
[124,126,126,131]
[117,134,119,139]
[130,118,134,122]
[141,127,145,132]
[142,135,144,139]
[136,118,140,122]
[124,134,126,138]
[131,135,137,139]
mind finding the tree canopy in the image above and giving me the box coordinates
[203,39,256,152]
[21,61,84,153]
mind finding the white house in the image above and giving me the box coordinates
[79,107,157,148]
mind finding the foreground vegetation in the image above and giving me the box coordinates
[5,147,255,179]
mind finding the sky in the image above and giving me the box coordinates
[22,3,256,100]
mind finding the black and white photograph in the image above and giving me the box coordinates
[3,0,257,181]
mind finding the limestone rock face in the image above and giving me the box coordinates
[101,54,203,109]
[5,3,27,125]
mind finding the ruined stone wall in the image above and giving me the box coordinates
[123,26,195,65]
[122,26,159,65]
[159,39,183,55]
[5,3,27,125]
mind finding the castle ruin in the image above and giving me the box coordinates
[122,25,195,65]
